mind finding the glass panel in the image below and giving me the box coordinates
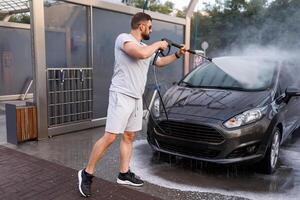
[0,27,33,96]
[44,0,88,68]
[92,9,130,119]
[92,8,184,118]
[144,19,184,108]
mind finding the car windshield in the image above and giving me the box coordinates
[180,57,277,91]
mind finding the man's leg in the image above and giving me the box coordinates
[78,132,117,197]
[117,131,144,186]
[119,131,135,173]
[86,132,117,174]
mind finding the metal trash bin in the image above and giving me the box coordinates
[5,103,37,144]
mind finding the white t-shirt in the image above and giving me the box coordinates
[109,33,154,99]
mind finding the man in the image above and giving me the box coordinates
[78,12,186,197]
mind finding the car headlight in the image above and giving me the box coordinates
[224,106,267,129]
[153,98,160,118]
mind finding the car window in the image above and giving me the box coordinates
[181,58,277,91]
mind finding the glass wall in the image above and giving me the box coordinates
[92,8,184,118]
[44,1,88,68]
[92,9,130,119]
[145,19,184,104]
[0,27,32,96]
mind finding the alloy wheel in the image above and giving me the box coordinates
[270,130,280,169]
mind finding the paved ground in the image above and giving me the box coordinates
[2,126,247,200]
[0,145,161,200]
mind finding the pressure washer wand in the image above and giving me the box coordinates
[161,38,212,62]
[187,49,212,62]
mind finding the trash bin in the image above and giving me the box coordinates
[6,103,38,145]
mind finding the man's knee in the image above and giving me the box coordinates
[103,132,117,144]
[122,132,135,143]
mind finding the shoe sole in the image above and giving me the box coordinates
[116,178,144,187]
[78,170,87,197]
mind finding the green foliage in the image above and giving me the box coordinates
[9,14,30,24]
[192,0,300,56]
[131,0,174,15]
[176,7,187,18]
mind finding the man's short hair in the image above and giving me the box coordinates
[131,12,152,29]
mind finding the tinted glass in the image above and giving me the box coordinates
[44,1,88,68]
[92,9,184,118]
[0,27,33,96]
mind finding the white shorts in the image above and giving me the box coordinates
[105,91,143,134]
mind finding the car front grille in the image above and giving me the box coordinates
[156,120,225,144]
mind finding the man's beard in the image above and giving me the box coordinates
[142,32,150,40]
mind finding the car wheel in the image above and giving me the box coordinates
[260,127,281,174]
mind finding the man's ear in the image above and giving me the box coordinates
[139,24,144,32]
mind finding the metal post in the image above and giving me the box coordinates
[89,5,94,68]
[22,80,33,101]
[30,0,48,139]
[185,0,199,75]
[144,89,158,120]
[184,16,191,75]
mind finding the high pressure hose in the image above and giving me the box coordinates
[146,38,213,122]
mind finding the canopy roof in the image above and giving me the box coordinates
[0,0,29,14]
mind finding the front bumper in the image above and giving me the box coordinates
[147,114,272,164]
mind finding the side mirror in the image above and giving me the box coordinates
[286,87,300,97]
[283,87,300,103]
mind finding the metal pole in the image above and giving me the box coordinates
[22,80,33,101]
[30,0,48,139]
[185,0,199,75]
[144,89,158,120]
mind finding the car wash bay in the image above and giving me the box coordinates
[1,0,300,199]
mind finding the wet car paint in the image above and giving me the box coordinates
[147,58,300,167]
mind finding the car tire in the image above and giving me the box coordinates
[260,127,281,174]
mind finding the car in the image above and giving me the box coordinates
[147,56,300,174]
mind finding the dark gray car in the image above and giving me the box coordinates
[147,56,300,174]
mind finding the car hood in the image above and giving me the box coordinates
[163,86,271,121]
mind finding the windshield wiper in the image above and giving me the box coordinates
[180,81,197,88]
[198,86,252,91]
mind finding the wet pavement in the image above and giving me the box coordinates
[0,145,162,200]
[1,100,300,199]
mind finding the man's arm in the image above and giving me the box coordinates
[123,41,168,59]
[155,47,186,67]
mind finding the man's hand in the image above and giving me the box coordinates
[177,45,187,57]
[158,41,169,51]
[155,44,187,67]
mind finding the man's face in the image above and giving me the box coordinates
[140,20,152,40]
